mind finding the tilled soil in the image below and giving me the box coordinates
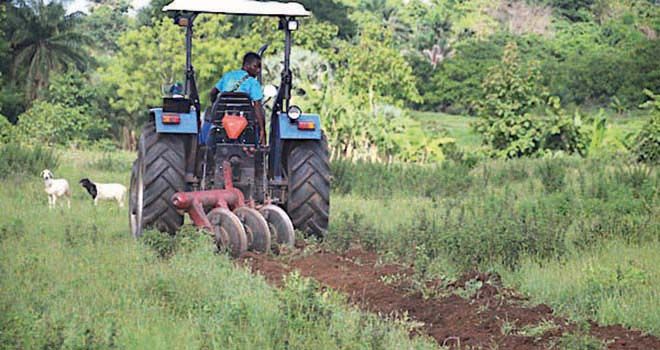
[241,245,660,349]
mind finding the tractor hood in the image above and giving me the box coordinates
[162,0,311,17]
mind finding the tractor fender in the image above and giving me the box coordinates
[151,108,198,134]
[278,113,322,140]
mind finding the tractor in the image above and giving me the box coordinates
[129,0,330,256]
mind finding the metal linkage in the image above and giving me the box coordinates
[171,161,245,230]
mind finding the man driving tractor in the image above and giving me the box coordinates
[209,52,267,146]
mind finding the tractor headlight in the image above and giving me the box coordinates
[287,20,299,31]
[287,105,302,120]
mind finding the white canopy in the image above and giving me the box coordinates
[162,0,311,17]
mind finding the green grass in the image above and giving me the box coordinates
[0,150,437,350]
[413,111,482,151]
[329,156,659,336]
[411,109,651,156]
[501,240,660,335]
[3,142,658,345]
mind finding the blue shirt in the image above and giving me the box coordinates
[215,69,263,101]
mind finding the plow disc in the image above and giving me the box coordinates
[260,205,295,247]
[235,207,271,253]
[208,208,247,258]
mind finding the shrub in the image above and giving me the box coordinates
[535,158,567,193]
[0,115,13,144]
[631,114,660,165]
[475,43,587,158]
[13,101,108,146]
[0,143,59,179]
[87,153,132,173]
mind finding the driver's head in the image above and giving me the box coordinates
[242,52,262,77]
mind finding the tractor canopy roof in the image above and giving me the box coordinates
[162,0,311,17]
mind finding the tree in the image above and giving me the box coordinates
[13,101,107,146]
[135,0,171,27]
[296,0,356,39]
[7,0,92,101]
[335,18,421,106]
[475,42,586,158]
[83,0,131,53]
[545,0,595,22]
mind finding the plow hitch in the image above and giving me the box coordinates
[171,161,294,257]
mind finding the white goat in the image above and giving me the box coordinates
[41,169,71,209]
[79,178,127,208]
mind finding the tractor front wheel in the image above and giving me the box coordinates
[285,137,330,239]
[129,122,186,238]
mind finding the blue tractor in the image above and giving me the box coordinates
[129,0,330,256]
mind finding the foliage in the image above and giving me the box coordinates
[475,42,587,158]
[0,165,437,349]
[0,115,12,144]
[474,42,546,157]
[535,158,567,193]
[545,0,596,22]
[82,0,131,53]
[100,15,263,131]
[6,0,92,101]
[296,0,356,38]
[421,35,503,113]
[87,152,132,173]
[334,17,421,106]
[0,143,59,179]
[13,101,108,146]
[632,90,660,165]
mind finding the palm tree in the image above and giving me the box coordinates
[358,0,411,43]
[8,0,92,101]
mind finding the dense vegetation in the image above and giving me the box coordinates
[0,151,438,349]
[1,0,658,162]
[329,155,659,334]
[0,0,658,347]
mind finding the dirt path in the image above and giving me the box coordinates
[241,246,660,349]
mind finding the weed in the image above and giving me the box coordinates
[0,143,59,179]
[535,158,566,193]
[500,318,517,336]
[455,278,484,299]
[554,332,605,350]
[87,153,132,173]
[518,319,558,338]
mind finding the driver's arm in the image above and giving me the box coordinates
[253,100,266,146]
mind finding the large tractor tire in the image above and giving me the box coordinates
[130,122,186,238]
[285,136,330,239]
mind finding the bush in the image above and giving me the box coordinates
[0,143,59,179]
[87,153,132,173]
[331,160,472,199]
[535,158,567,193]
[13,101,108,146]
[0,115,13,144]
[632,90,660,165]
[632,115,660,165]
[475,43,587,158]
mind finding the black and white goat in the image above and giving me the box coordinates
[41,169,71,209]
[79,178,127,208]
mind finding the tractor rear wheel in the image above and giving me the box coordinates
[129,122,185,238]
[285,137,330,239]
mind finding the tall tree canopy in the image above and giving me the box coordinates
[7,0,92,101]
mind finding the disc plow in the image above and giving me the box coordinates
[171,161,294,257]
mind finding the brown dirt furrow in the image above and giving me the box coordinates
[241,247,660,349]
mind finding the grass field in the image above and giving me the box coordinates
[1,111,657,347]
[414,112,482,151]
[329,157,659,336]
[413,109,652,154]
[0,151,437,349]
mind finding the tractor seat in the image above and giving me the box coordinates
[211,92,258,144]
